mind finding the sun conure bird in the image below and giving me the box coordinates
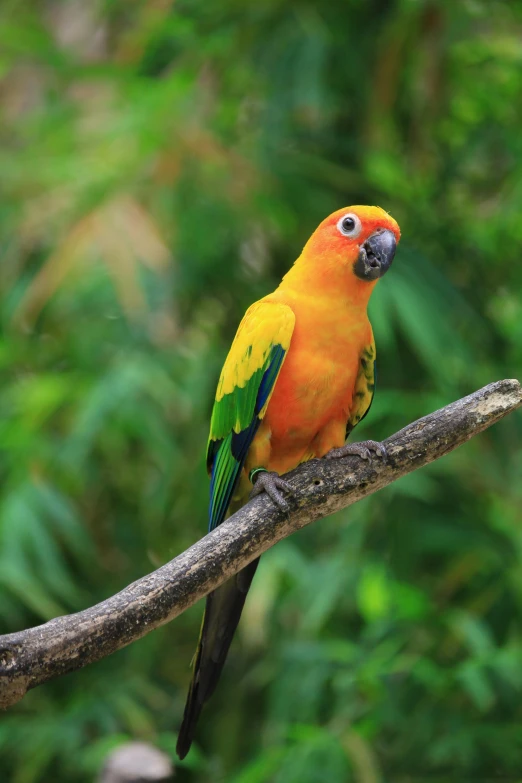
[176,205,400,759]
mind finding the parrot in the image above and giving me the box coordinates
[176,205,400,759]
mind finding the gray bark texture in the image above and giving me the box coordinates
[0,379,520,711]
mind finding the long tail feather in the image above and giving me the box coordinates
[176,558,260,759]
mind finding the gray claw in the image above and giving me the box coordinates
[250,471,294,510]
[325,439,387,463]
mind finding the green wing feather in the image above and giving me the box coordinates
[207,301,295,530]
[346,337,376,437]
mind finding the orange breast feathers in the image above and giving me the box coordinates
[245,291,373,476]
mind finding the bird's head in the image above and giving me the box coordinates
[288,206,401,301]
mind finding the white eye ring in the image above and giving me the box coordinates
[337,213,362,238]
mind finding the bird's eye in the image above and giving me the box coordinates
[337,213,362,238]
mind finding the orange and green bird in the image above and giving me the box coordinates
[176,205,400,759]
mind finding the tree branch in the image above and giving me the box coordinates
[0,379,520,710]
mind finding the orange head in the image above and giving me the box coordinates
[283,205,401,302]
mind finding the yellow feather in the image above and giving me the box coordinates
[215,301,295,401]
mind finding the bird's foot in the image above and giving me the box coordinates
[249,469,294,510]
[325,439,387,463]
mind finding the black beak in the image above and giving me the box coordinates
[354,228,397,281]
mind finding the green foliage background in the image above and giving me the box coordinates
[1,1,521,781]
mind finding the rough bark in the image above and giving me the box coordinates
[0,379,520,710]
